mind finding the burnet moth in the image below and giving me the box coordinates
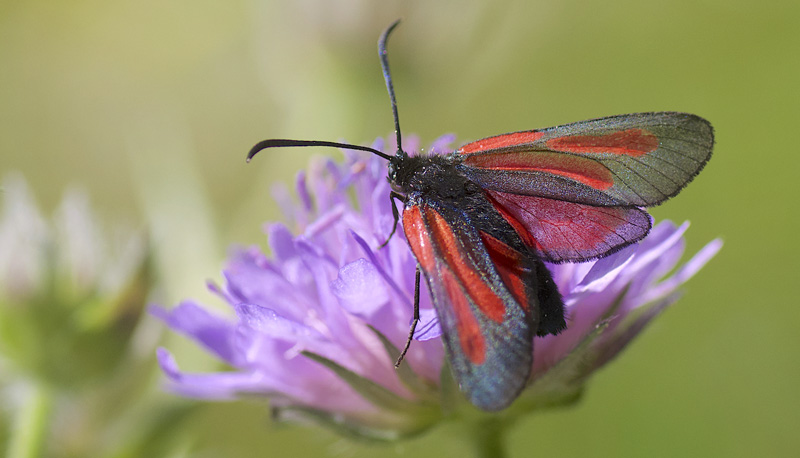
[247,21,714,411]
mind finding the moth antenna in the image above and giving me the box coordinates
[379,19,404,155]
[248,21,405,164]
[247,139,392,162]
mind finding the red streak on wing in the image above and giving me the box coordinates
[484,192,538,248]
[479,232,529,311]
[464,151,614,190]
[404,205,487,364]
[458,131,545,155]
[402,206,436,272]
[426,209,506,323]
[441,269,486,365]
[546,129,659,157]
[486,190,650,261]
[489,191,607,253]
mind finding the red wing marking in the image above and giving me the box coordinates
[545,129,658,157]
[458,131,545,155]
[479,232,529,312]
[402,206,436,271]
[426,209,506,323]
[462,151,614,190]
[484,193,538,248]
[486,190,651,262]
[441,269,486,364]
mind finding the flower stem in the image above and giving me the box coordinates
[466,417,509,458]
[7,383,53,458]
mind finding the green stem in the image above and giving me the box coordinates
[7,382,53,458]
[467,417,509,458]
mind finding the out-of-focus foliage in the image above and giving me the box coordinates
[0,175,197,457]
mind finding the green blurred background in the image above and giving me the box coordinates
[2,0,798,456]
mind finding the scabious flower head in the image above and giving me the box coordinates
[154,136,721,439]
[0,173,150,388]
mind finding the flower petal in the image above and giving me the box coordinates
[332,258,390,318]
[151,302,241,365]
[640,238,723,305]
[156,348,263,400]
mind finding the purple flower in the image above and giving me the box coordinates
[153,136,721,438]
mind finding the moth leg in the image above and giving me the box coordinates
[395,267,421,367]
[379,191,405,248]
